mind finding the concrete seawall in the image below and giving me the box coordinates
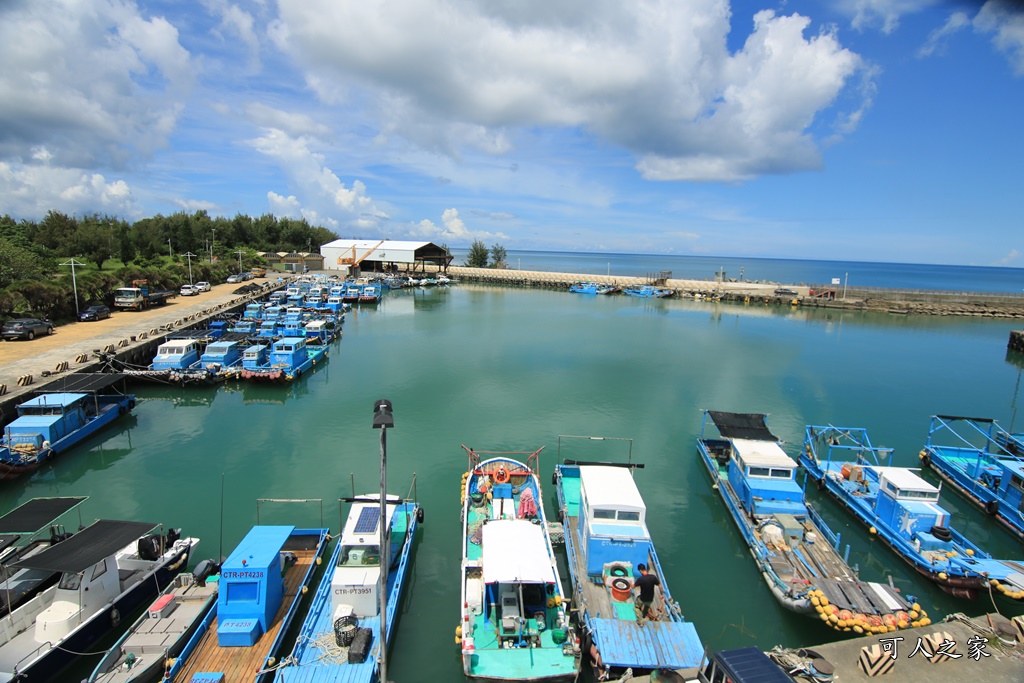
[437,266,1024,318]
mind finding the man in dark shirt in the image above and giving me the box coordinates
[633,563,661,625]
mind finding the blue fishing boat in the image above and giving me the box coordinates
[802,424,1024,603]
[554,460,704,680]
[232,319,258,335]
[304,319,338,345]
[0,375,135,479]
[343,284,362,303]
[458,446,580,682]
[243,302,264,320]
[165,525,330,683]
[257,320,278,339]
[697,411,919,634]
[190,340,244,375]
[569,282,617,295]
[622,285,672,298]
[919,415,1024,540]
[150,339,201,371]
[358,284,383,303]
[238,336,328,382]
[0,520,196,682]
[277,492,423,683]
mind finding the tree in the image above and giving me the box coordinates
[0,238,46,288]
[466,240,489,268]
[71,214,117,269]
[490,243,507,269]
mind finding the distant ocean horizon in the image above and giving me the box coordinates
[446,249,1024,293]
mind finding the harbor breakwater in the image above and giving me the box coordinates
[437,265,1024,319]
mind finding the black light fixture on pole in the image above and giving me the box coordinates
[372,398,394,683]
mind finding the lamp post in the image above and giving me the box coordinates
[184,252,196,286]
[236,249,244,275]
[372,399,394,683]
[60,258,85,317]
[211,229,216,263]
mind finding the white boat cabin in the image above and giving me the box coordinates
[872,467,949,541]
[727,439,805,517]
[478,520,555,642]
[331,496,400,619]
[578,466,651,577]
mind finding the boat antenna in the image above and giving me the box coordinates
[373,398,394,683]
[219,472,225,564]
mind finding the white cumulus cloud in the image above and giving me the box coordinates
[411,208,508,243]
[0,160,137,218]
[251,128,385,230]
[0,0,193,170]
[271,0,869,182]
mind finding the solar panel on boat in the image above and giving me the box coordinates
[354,507,381,534]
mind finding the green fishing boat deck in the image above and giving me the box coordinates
[462,471,578,681]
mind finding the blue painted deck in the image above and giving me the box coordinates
[588,618,703,669]
[277,503,419,683]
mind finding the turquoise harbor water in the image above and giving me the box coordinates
[4,275,1024,680]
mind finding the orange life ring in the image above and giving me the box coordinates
[494,467,510,484]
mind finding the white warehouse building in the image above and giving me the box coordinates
[319,239,452,276]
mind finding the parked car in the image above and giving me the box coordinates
[195,281,211,292]
[774,288,798,296]
[226,274,240,284]
[180,284,198,296]
[78,304,111,322]
[1,318,54,340]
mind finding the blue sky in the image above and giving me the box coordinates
[1,0,1022,266]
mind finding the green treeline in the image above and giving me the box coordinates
[0,210,338,322]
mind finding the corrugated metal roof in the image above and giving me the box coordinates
[732,439,795,468]
[590,618,704,669]
[323,239,433,251]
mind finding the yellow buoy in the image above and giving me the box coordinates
[919,617,931,627]
[820,596,830,607]
[811,596,820,606]
[456,625,463,637]
[909,610,919,620]
[938,572,947,580]
[267,657,275,666]
[819,612,829,621]
[966,548,975,556]
[456,636,462,644]
[302,586,308,594]
[911,620,921,628]
[828,614,838,624]
[554,595,562,605]
[869,527,877,535]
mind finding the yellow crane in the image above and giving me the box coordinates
[337,240,384,266]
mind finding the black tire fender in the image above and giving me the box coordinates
[985,499,1000,516]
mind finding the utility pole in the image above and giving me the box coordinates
[168,239,173,259]
[211,229,216,263]
[372,399,394,683]
[184,252,196,285]
[60,258,85,317]
[236,249,244,274]
[843,272,849,301]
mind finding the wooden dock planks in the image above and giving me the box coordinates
[171,548,317,682]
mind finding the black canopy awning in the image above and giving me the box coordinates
[32,373,127,395]
[708,411,778,442]
[10,520,156,574]
[0,497,87,533]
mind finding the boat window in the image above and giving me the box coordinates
[58,572,82,590]
[226,582,259,603]
[884,481,898,495]
[770,468,792,479]
[748,466,771,477]
[340,544,381,566]
[90,558,109,581]
[617,511,641,522]
[593,509,615,520]
[899,489,938,502]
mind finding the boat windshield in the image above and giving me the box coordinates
[339,544,380,567]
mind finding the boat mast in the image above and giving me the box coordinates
[373,398,394,683]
